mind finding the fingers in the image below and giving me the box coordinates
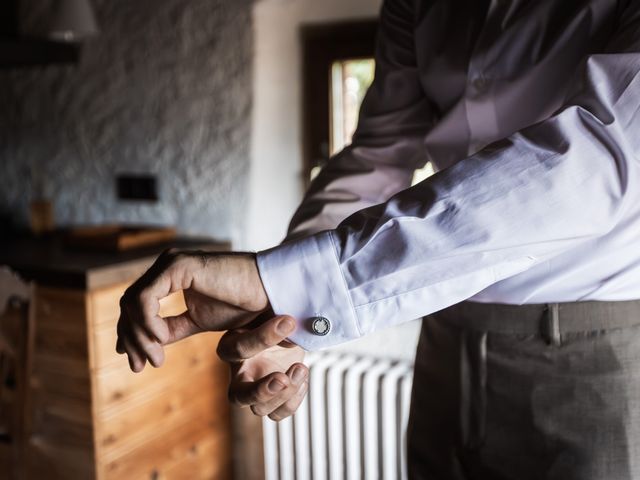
[119,250,197,346]
[116,250,270,373]
[266,362,309,421]
[120,323,147,373]
[252,363,309,419]
[228,363,309,421]
[162,311,203,345]
[229,370,292,406]
[116,250,199,372]
[123,341,146,372]
[183,289,258,332]
[116,320,125,354]
[116,302,167,373]
[268,380,308,422]
[132,323,165,368]
[217,315,296,363]
[120,286,171,346]
[221,314,305,419]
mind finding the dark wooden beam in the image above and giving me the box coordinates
[0,37,81,68]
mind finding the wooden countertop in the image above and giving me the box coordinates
[0,232,230,290]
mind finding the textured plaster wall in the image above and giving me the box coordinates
[0,0,253,244]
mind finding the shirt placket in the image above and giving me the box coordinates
[464,0,511,156]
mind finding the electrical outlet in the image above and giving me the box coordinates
[116,174,158,201]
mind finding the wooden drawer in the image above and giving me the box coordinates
[34,287,88,364]
[32,352,90,385]
[161,429,231,480]
[33,366,92,402]
[100,418,229,480]
[95,367,227,455]
[31,390,92,427]
[93,332,222,409]
[35,287,86,328]
[35,322,88,363]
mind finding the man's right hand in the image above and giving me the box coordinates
[117,249,270,372]
[217,314,308,421]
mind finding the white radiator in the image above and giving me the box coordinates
[263,353,414,480]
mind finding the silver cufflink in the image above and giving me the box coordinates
[311,316,331,336]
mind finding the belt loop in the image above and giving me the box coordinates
[542,303,561,346]
[459,330,487,450]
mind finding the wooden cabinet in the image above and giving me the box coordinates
[24,282,232,479]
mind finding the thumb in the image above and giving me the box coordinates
[217,315,296,362]
[162,311,204,344]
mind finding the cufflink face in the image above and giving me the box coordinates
[311,316,331,336]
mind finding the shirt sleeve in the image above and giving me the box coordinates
[284,0,435,241]
[258,0,640,351]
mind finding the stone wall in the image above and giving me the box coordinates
[0,0,253,244]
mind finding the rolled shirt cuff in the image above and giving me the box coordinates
[256,230,361,351]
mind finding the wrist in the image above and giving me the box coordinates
[245,253,270,313]
[188,251,270,314]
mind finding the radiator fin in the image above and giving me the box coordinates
[263,353,413,480]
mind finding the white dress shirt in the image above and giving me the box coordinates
[257,0,640,350]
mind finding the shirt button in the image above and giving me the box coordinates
[472,76,487,90]
[311,316,331,336]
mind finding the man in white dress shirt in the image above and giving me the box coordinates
[117,0,640,477]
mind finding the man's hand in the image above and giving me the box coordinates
[116,250,270,372]
[217,314,308,421]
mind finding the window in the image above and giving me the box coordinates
[303,21,432,186]
[329,58,375,156]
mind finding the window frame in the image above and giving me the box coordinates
[301,20,378,187]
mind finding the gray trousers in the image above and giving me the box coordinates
[407,300,640,480]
